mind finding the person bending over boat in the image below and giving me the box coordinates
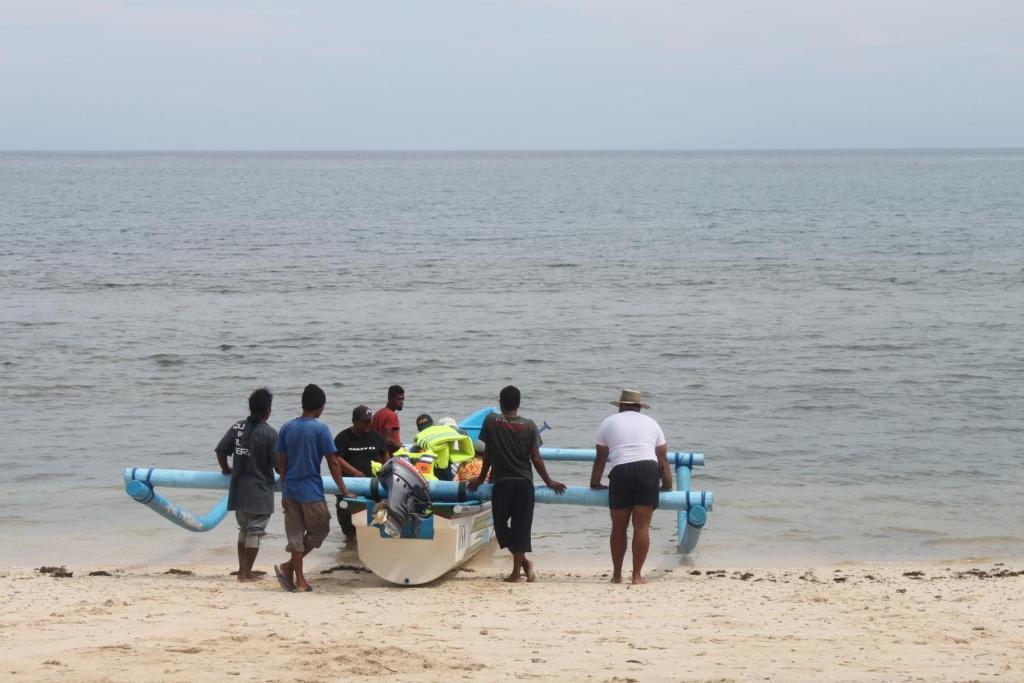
[589,389,673,585]
[469,386,566,583]
[371,384,405,456]
[274,384,353,593]
[214,387,278,583]
[410,414,478,481]
[332,404,387,544]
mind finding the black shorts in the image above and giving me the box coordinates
[490,478,535,553]
[608,460,661,510]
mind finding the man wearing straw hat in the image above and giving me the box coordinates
[590,389,672,585]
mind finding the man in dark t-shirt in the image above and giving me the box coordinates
[469,386,565,583]
[333,404,388,542]
[214,387,278,583]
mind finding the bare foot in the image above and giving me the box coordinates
[274,564,297,592]
[237,574,263,583]
[631,575,647,585]
[523,559,537,583]
[504,574,523,583]
[281,563,299,588]
[611,573,623,584]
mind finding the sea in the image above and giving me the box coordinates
[1,150,1022,571]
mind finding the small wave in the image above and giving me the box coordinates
[877,526,947,538]
[745,514,790,523]
[149,353,185,366]
[789,403,855,411]
[821,343,920,352]
[0,515,38,526]
[922,535,1022,548]
[94,282,145,289]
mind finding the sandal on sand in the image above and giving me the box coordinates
[274,565,297,593]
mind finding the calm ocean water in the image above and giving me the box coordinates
[1,150,1022,570]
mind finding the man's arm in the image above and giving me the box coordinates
[216,450,231,476]
[656,443,672,490]
[590,444,609,489]
[336,455,365,478]
[215,428,233,475]
[277,452,288,506]
[326,453,353,498]
[467,446,490,491]
[531,447,566,494]
[381,425,402,453]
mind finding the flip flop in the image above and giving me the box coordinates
[274,565,297,593]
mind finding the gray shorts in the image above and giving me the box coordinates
[282,499,331,554]
[235,510,271,548]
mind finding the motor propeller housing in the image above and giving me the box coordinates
[376,456,431,538]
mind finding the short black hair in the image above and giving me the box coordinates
[499,385,521,411]
[388,384,405,398]
[301,383,326,411]
[248,387,273,418]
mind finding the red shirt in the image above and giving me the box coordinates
[371,407,401,453]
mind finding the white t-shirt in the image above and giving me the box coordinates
[595,411,666,470]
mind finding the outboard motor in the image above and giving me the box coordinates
[374,457,431,538]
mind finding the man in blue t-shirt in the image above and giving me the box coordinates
[273,383,352,593]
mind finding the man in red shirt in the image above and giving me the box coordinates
[371,384,405,455]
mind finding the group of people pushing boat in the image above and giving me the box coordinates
[215,383,673,591]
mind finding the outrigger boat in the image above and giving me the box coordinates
[123,408,714,585]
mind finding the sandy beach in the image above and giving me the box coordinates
[2,557,1021,683]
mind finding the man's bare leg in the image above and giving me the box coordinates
[505,551,526,582]
[630,506,655,584]
[609,508,631,583]
[239,547,260,581]
[523,556,536,582]
[236,542,246,580]
[281,547,313,590]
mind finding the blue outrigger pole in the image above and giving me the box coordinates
[124,408,714,552]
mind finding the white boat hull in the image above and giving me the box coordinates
[352,502,494,585]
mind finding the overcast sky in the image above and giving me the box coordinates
[2,0,1022,150]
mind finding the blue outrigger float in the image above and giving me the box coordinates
[124,408,714,584]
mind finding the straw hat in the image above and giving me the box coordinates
[610,389,650,409]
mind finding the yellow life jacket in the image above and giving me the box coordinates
[392,447,439,480]
[413,425,476,470]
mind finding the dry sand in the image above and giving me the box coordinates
[1,559,1021,682]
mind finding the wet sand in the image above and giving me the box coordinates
[1,559,1021,682]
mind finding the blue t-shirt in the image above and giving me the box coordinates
[276,416,337,503]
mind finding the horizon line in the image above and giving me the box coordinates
[2,146,1023,154]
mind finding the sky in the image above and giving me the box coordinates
[2,0,1022,150]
